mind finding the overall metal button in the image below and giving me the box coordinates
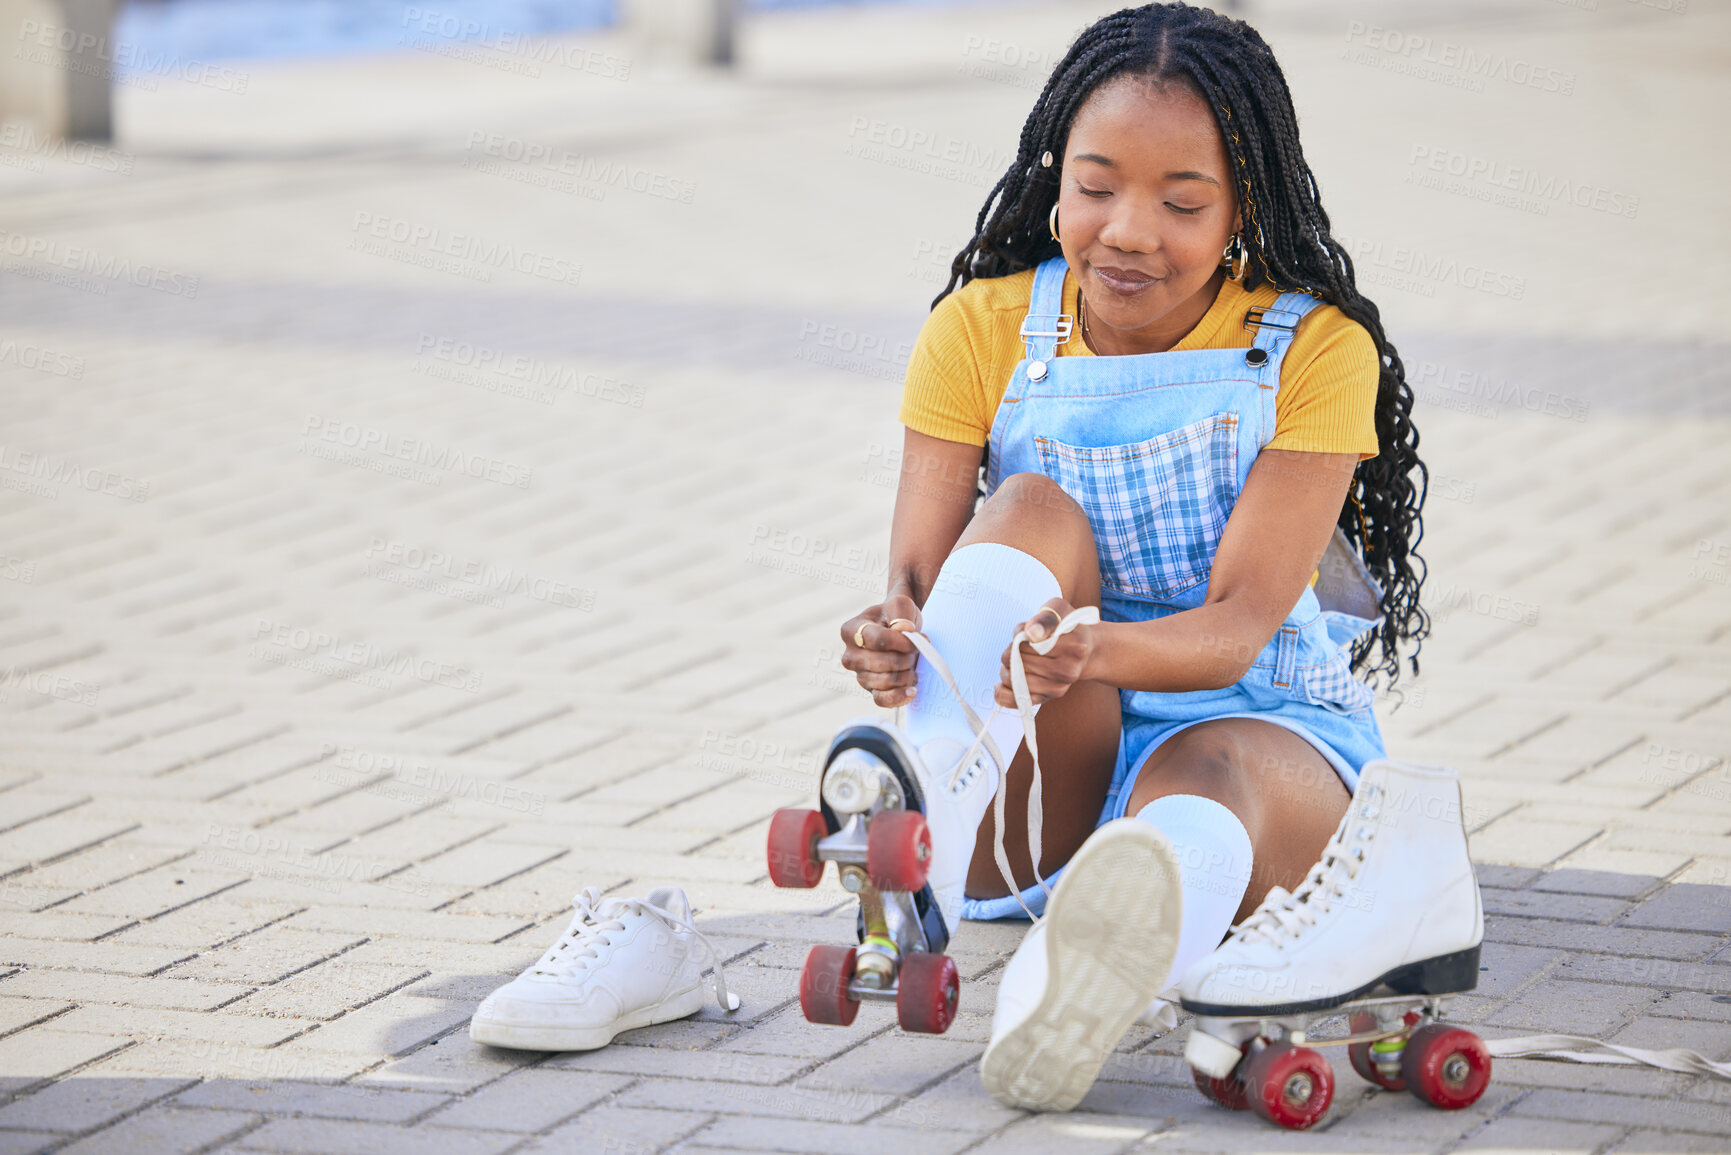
[1027,359,1048,381]
[1245,347,1270,368]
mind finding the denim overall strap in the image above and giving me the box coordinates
[1019,258,1073,370]
[1245,290,1322,448]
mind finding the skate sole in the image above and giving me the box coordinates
[979,819,1181,1113]
[1180,943,1482,1018]
[469,985,705,1052]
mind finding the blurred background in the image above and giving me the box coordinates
[2,2,1731,1150]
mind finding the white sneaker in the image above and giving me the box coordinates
[979,819,1183,1112]
[1179,759,1483,1077]
[470,885,739,1052]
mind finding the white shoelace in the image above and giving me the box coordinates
[1230,781,1384,949]
[533,886,740,1011]
[895,605,1101,921]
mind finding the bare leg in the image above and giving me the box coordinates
[1124,718,1351,922]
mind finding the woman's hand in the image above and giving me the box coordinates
[841,595,922,709]
[996,597,1093,708]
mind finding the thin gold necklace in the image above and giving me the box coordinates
[1079,292,1095,351]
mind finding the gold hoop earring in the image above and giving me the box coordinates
[1222,232,1247,281]
[1049,203,1060,243]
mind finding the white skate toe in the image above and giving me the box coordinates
[980,819,1183,1112]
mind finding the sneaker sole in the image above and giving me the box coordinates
[469,985,705,1052]
[979,819,1182,1112]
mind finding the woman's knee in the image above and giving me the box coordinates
[1127,727,1258,818]
[958,472,1097,597]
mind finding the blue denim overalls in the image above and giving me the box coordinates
[959,257,1388,921]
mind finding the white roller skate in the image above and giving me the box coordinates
[766,608,1099,1035]
[1178,759,1488,1130]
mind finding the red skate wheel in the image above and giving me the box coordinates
[767,808,827,888]
[799,945,860,1027]
[896,951,958,1034]
[867,809,932,893]
[1244,1042,1334,1130]
[1191,1062,1252,1111]
[1348,1011,1407,1092]
[1402,1024,1491,1110]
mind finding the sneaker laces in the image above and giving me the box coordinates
[532,886,741,1011]
[1231,779,1385,948]
[895,605,1101,921]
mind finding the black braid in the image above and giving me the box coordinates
[937,2,1428,689]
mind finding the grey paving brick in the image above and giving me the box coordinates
[0,998,72,1039]
[171,1080,447,1123]
[0,940,196,976]
[110,899,305,950]
[1622,883,1731,934]
[0,816,137,866]
[0,1029,131,1094]
[291,994,473,1057]
[546,1046,804,1084]
[0,912,136,942]
[1482,887,1631,923]
[1533,867,1663,898]
[1485,977,1664,1034]
[615,1077,896,1124]
[0,1132,56,1155]
[1475,941,1563,997]
[48,1006,309,1047]
[1448,1115,1623,1153]
[230,1117,520,1154]
[1555,954,1731,994]
[54,1106,259,1155]
[1650,989,1731,1022]
[0,1073,195,1133]
[285,906,532,943]
[1614,1131,1731,1154]
[1490,1054,1690,1096]
[424,1068,630,1132]
[163,926,368,985]
[1482,917,1722,960]
[1512,1088,1731,1135]
[521,1105,710,1155]
[793,1033,980,1097]
[0,972,247,1012]
[1610,1015,1731,1060]
[692,1116,980,1155]
[890,1067,1021,1135]
[357,1032,537,1094]
[709,1006,891,1059]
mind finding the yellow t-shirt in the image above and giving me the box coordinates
[898,267,1381,460]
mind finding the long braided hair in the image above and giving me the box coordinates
[937,2,1428,687]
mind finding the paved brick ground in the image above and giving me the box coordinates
[1,1,1728,1152]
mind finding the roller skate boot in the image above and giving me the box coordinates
[980,818,1183,1112]
[767,606,1101,1035]
[1178,759,1489,1130]
[766,718,998,1033]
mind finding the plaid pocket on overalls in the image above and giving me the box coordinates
[1035,413,1239,601]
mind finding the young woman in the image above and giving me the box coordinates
[827,1,1435,1112]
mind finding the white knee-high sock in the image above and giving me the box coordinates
[902,542,1062,779]
[900,542,1062,931]
[1134,794,1254,992]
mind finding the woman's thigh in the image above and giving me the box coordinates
[1123,717,1351,922]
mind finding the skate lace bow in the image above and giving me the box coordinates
[897,605,1101,920]
[1234,780,1384,948]
[533,886,740,1011]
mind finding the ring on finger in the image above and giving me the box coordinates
[1033,605,1063,629]
[853,622,868,648]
